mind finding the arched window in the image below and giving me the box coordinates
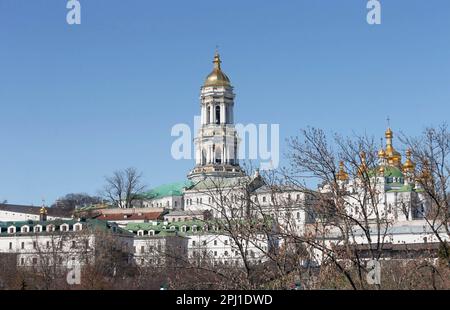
[215,106,221,124]
[215,147,222,164]
[137,230,144,236]
[202,149,207,165]
[207,106,211,124]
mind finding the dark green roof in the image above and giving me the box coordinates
[125,217,274,237]
[383,166,404,178]
[0,219,133,236]
[142,181,193,199]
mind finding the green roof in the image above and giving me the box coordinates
[0,219,133,236]
[142,181,194,199]
[383,166,404,178]
[367,166,404,182]
[187,176,250,191]
[125,217,274,237]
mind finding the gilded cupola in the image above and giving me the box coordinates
[384,127,402,167]
[402,149,416,173]
[337,161,349,181]
[419,160,432,182]
[204,52,231,87]
[358,151,368,176]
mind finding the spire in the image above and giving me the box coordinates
[213,50,222,70]
[384,124,402,167]
[40,201,48,221]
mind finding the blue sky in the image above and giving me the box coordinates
[0,0,449,205]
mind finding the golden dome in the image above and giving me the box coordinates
[378,148,386,158]
[419,160,432,182]
[40,206,47,215]
[384,127,402,167]
[204,52,231,87]
[358,151,368,176]
[402,149,415,173]
[337,161,349,181]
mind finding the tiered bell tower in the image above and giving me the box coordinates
[188,52,244,181]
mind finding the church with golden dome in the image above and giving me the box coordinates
[335,127,429,222]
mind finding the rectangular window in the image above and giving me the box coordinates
[33,241,37,249]
[46,241,50,249]
[32,257,37,265]
[141,246,145,253]
[20,258,24,265]
[21,242,24,249]
[72,241,76,248]
[9,242,12,250]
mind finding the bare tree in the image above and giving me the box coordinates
[401,124,450,266]
[103,167,146,208]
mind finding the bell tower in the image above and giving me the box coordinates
[188,52,244,181]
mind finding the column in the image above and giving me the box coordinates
[210,104,214,124]
[201,106,205,125]
[220,103,226,124]
[209,145,213,164]
[223,145,227,164]
[229,106,234,124]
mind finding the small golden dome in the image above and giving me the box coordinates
[40,206,47,215]
[403,149,415,173]
[358,151,368,176]
[337,161,349,181]
[204,52,231,87]
[378,148,386,158]
[419,160,432,182]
